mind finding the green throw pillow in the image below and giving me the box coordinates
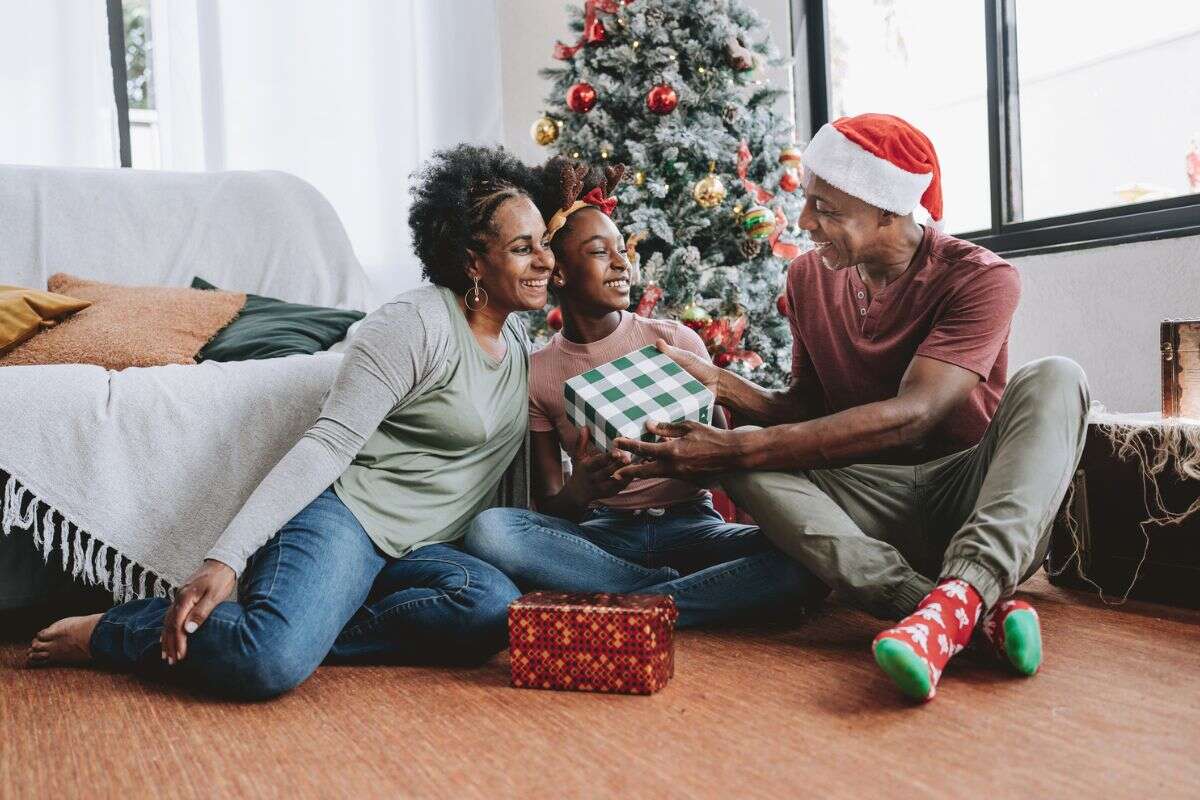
[192,277,364,362]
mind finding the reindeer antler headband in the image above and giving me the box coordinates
[545,162,626,241]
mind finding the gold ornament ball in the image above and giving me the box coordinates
[531,115,559,146]
[692,172,727,209]
[634,170,646,187]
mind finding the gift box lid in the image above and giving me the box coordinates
[511,591,678,622]
[563,345,713,447]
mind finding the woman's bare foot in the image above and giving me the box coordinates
[26,614,102,667]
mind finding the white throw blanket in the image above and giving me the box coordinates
[0,355,342,601]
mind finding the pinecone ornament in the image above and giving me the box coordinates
[722,105,741,125]
[739,238,762,259]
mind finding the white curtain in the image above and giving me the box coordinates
[151,0,506,300]
[0,1,119,168]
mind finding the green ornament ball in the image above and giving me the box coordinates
[742,204,774,240]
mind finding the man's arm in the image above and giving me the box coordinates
[614,355,979,480]
[738,355,979,470]
[717,360,826,426]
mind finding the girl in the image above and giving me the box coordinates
[466,158,819,627]
[29,145,553,698]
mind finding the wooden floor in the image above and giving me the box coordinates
[2,574,1198,799]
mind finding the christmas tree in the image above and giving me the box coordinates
[530,0,809,387]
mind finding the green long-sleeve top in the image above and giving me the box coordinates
[206,285,529,574]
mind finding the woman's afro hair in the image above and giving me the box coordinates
[408,144,536,293]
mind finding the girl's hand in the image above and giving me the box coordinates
[564,427,633,505]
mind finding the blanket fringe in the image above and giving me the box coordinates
[1047,405,1200,606]
[0,470,170,604]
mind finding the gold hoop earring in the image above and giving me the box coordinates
[465,276,489,311]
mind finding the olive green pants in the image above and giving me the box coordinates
[721,357,1090,619]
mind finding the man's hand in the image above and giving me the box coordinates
[654,338,722,401]
[161,559,236,664]
[612,420,741,483]
[563,427,633,505]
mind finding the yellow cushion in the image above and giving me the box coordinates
[0,286,91,356]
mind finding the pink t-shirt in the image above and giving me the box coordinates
[530,311,711,510]
[786,225,1021,462]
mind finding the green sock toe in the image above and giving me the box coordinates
[1002,610,1042,676]
[873,638,933,701]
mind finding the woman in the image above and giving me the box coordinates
[27,145,553,698]
[465,157,819,628]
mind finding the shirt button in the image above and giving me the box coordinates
[859,307,867,315]
[857,291,865,299]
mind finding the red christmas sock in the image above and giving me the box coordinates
[872,578,982,701]
[981,598,1043,676]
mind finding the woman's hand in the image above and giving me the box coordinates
[654,338,722,402]
[563,427,633,506]
[160,559,236,664]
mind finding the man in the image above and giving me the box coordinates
[613,113,1090,702]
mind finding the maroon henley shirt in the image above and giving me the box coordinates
[785,224,1021,462]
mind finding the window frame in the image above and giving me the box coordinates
[105,0,132,168]
[793,0,1200,257]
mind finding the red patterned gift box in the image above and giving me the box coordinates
[508,592,678,695]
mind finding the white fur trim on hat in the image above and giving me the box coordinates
[802,124,933,215]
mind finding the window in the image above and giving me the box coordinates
[1015,2,1199,221]
[823,0,991,234]
[796,0,1200,256]
[105,0,160,168]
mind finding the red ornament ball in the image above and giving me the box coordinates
[546,307,563,330]
[776,293,789,316]
[566,82,597,113]
[714,352,733,368]
[779,168,801,193]
[646,82,678,115]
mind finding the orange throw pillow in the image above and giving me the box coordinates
[0,286,92,356]
[0,273,246,370]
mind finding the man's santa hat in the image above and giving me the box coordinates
[801,113,943,223]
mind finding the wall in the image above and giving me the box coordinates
[1009,235,1200,413]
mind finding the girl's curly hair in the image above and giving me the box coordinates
[408,144,536,293]
[528,156,626,250]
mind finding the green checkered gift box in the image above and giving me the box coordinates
[563,345,714,456]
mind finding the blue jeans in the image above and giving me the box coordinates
[464,498,821,628]
[90,488,520,699]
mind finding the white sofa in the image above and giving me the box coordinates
[0,164,378,609]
